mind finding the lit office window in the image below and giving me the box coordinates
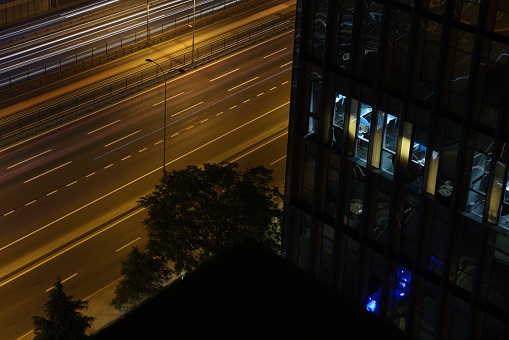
[332,93,346,149]
[333,93,346,128]
[381,113,399,174]
[467,134,493,217]
[409,127,428,188]
[355,102,373,162]
[388,266,412,331]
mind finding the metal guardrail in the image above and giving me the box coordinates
[0,13,295,146]
[0,0,276,96]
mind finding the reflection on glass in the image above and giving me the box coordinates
[381,113,399,174]
[409,127,427,187]
[308,116,318,136]
[333,93,346,128]
[355,102,372,161]
[467,150,491,217]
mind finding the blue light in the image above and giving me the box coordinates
[366,298,379,314]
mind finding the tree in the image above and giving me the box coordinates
[111,163,282,312]
[111,246,171,312]
[33,277,95,340]
[140,162,282,274]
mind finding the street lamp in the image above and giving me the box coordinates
[146,58,185,173]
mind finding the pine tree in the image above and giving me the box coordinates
[33,277,95,340]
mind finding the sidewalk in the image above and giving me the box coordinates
[85,278,123,335]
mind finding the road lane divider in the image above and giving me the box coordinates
[280,61,292,67]
[263,48,286,59]
[86,172,95,177]
[46,273,78,292]
[67,181,77,186]
[7,149,52,169]
[0,207,145,288]
[46,190,58,196]
[23,161,72,183]
[116,237,141,252]
[227,128,288,163]
[228,77,258,92]
[104,130,141,147]
[138,148,147,152]
[209,68,239,82]
[170,102,204,117]
[121,155,131,160]
[270,155,287,166]
[152,92,185,106]
[87,120,120,135]
[104,164,113,169]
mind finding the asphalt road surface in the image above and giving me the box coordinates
[0,27,293,339]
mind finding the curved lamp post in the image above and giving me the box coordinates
[146,58,185,173]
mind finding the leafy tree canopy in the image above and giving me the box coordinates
[111,246,171,312]
[33,277,95,340]
[140,162,282,274]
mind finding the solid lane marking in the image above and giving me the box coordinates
[263,48,286,59]
[228,77,258,92]
[231,130,288,163]
[104,130,141,147]
[209,68,239,82]
[87,120,120,135]
[24,161,72,183]
[170,102,203,117]
[1,102,290,254]
[270,155,287,165]
[0,208,145,288]
[46,273,78,292]
[7,149,52,169]
[116,237,141,252]
[152,92,185,106]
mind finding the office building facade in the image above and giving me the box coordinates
[283,0,509,338]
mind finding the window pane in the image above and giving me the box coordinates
[355,102,372,161]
